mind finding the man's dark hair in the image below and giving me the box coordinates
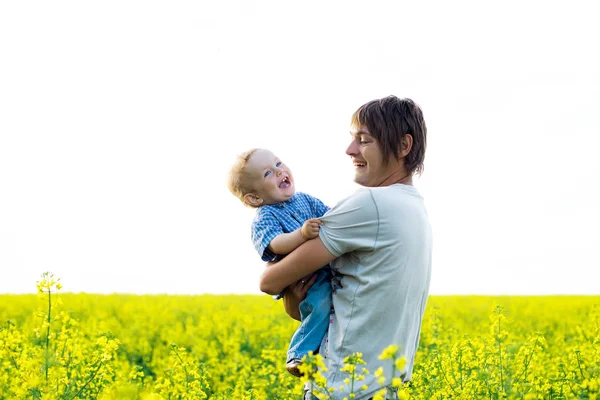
[351,96,427,175]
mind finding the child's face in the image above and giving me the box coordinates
[244,149,295,206]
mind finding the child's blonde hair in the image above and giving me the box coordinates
[227,148,259,207]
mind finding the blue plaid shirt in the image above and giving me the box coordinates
[252,192,330,262]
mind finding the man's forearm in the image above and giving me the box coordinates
[259,237,336,295]
[268,229,306,255]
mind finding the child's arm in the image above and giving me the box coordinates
[268,218,322,255]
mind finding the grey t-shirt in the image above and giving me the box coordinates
[317,184,432,399]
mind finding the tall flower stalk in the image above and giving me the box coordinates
[373,345,409,400]
[36,272,62,388]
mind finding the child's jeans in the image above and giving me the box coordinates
[287,267,332,362]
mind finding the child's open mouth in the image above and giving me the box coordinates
[279,176,291,189]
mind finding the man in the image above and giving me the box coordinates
[259,96,432,400]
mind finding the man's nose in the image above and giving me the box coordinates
[346,140,358,156]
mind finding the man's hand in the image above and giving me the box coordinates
[301,218,322,240]
[282,273,317,321]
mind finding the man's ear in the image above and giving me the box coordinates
[244,193,264,207]
[400,134,413,158]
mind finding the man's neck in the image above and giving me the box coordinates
[377,166,413,187]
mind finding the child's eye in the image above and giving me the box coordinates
[264,171,271,178]
[276,161,282,167]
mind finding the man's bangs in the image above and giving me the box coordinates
[350,109,364,131]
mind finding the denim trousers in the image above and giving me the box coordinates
[287,267,332,362]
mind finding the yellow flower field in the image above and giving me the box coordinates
[0,273,598,399]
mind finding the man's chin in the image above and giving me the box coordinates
[353,174,367,186]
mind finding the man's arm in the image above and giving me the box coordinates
[268,219,322,255]
[260,236,336,295]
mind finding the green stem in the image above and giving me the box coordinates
[458,349,463,391]
[174,349,190,390]
[497,317,504,394]
[45,288,52,386]
[559,364,579,397]
[69,359,104,400]
[575,351,586,380]
[8,353,19,369]
[389,356,397,396]
[513,336,539,385]
[437,354,457,395]
[482,358,492,398]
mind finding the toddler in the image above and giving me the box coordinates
[227,148,331,377]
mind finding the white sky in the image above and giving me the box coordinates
[1,1,598,295]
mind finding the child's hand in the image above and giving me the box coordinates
[301,218,322,240]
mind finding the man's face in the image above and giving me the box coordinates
[346,125,401,187]
[244,149,295,206]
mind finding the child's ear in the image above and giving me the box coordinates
[243,193,264,207]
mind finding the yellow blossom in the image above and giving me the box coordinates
[395,356,407,371]
[378,344,399,360]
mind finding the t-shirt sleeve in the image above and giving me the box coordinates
[318,189,379,258]
[251,211,283,262]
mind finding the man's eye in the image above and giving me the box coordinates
[264,171,271,178]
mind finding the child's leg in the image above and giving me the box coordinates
[287,268,332,363]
